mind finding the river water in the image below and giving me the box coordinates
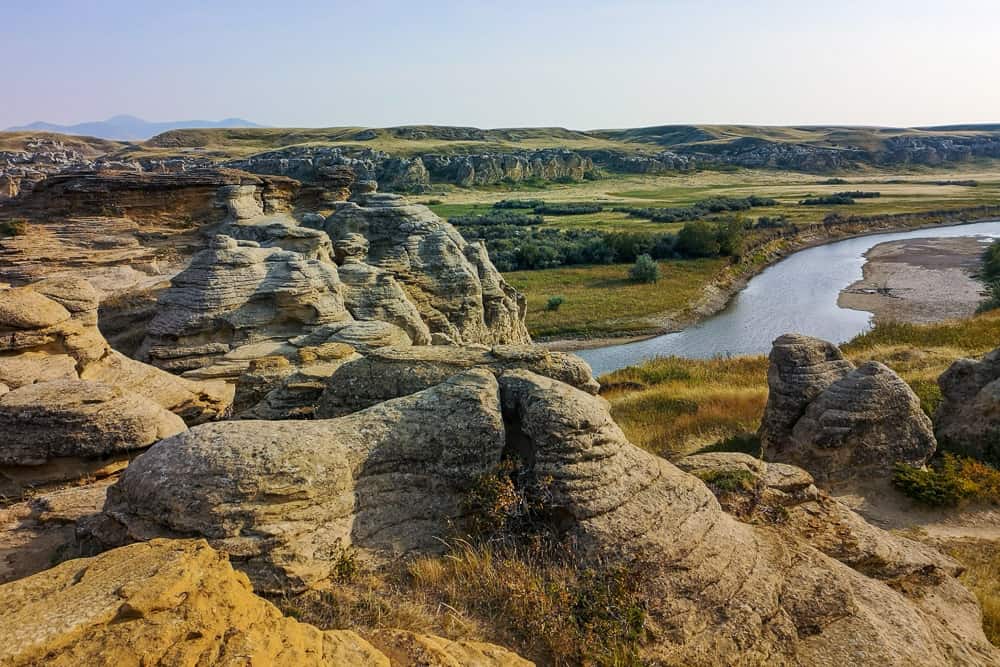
[577,220,1000,376]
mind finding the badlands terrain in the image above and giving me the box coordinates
[0,125,999,665]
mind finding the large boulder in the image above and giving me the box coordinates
[759,335,936,481]
[0,538,531,666]
[935,346,1000,464]
[93,370,506,591]
[325,195,530,346]
[87,369,997,664]
[315,344,599,418]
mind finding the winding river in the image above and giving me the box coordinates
[577,220,1000,376]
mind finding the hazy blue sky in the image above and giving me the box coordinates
[5,0,999,129]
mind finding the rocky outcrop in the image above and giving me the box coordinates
[0,538,531,666]
[325,195,530,346]
[315,344,598,418]
[333,232,432,344]
[421,150,595,186]
[87,369,998,664]
[138,236,353,373]
[935,346,1000,464]
[676,452,959,582]
[759,334,935,480]
[0,278,231,486]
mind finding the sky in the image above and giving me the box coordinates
[4,0,1000,130]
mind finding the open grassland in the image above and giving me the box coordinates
[937,538,1000,645]
[504,258,727,338]
[600,309,1000,461]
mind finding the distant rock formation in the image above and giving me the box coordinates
[935,346,1000,464]
[759,333,936,480]
[0,538,532,666]
[85,369,998,664]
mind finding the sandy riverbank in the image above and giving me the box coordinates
[838,236,989,324]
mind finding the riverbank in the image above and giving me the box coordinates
[839,236,989,324]
[537,211,1000,351]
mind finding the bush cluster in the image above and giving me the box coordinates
[615,195,777,223]
[801,191,879,206]
[893,454,1000,506]
[449,211,542,226]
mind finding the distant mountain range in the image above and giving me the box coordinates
[5,115,263,141]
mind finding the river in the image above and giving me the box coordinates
[577,220,1000,376]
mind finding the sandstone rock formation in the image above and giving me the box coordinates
[0,278,230,486]
[759,334,936,480]
[86,369,997,664]
[935,345,1000,464]
[138,236,353,373]
[314,344,599,418]
[91,370,506,592]
[325,195,530,346]
[0,538,531,666]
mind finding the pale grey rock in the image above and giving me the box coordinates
[96,370,506,591]
[759,335,934,481]
[316,344,599,418]
[0,379,185,466]
[934,346,1000,463]
[759,334,854,454]
[139,236,353,373]
[325,196,530,345]
[788,362,936,479]
[219,214,335,262]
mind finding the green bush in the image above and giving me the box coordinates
[893,454,1000,506]
[0,219,28,237]
[546,295,565,311]
[628,254,660,283]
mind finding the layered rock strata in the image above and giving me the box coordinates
[0,538,531,666]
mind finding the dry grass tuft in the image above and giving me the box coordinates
[936,538,1000,646]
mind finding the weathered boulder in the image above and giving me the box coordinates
[0,278,231,424]
[94,370,506,591]
[0,379,185,467]
[676,452,959,582]
[315,345,599,418]
[758,333,855,452]
[325,195,530,345]
[86,369,997,664]
[219,214,336,262]
[0,538,531,666]
[759,335,935,481]
[935,346,1000,464]
[138,235,353,373]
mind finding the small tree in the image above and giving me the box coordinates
[629,254,660,283]
[546,295,565,311]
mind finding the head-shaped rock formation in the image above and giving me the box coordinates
[759,334,935,481]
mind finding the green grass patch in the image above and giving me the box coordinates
[505,259,727,338]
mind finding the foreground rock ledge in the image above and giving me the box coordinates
[0,538,531,666]
[87,369,998,664]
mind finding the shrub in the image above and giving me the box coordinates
[893,454,1000,506]
[628,254,660,283]
[493,199,544,209]
[546,295,565,311]
[675,221,721,257]
[533,203,603,215]
[0,219,28,237]
[695,468,758,493]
